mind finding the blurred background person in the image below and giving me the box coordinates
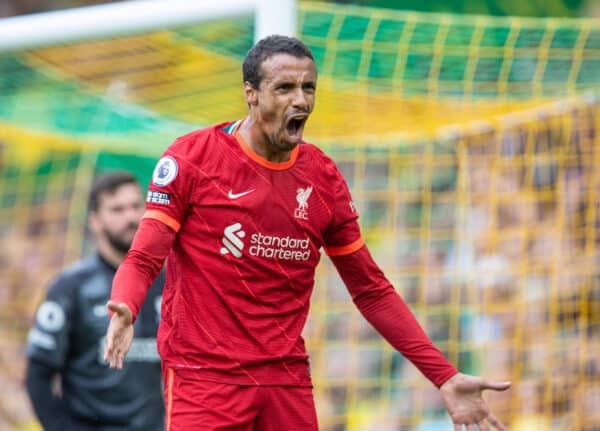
[24,172,165,431]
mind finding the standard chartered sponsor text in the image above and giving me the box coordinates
[249,232,311,261]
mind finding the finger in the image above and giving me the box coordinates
[103,341,112,362]
[108,343,120,369]
[478,420,490,431]
[108,345,117,368]
[108,353,115,369]
[466,424,476,431]
[487,413,507,431]
[117,352,125,370]
[480,379,511,391]
[103,325,115,358]
[454,425,462,431]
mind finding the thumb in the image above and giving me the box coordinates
[107,301,132,323]
[481,380,511,392]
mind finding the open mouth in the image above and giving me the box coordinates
[285,115,307,140]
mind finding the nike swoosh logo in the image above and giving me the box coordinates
[228,189,255,199]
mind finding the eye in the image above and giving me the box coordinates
[303,83,316,93]
[277,83,294,91]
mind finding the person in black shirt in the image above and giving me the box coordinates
[25,172,165,431]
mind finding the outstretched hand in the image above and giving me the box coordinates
[440,372,511,431]
[103,301,134,370]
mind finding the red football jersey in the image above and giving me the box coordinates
[144,120,364,386]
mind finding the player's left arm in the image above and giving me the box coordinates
[322,156,510,428]
[330,245,510,430]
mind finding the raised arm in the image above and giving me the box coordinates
[330,245,510,429]
[104,217,175,369]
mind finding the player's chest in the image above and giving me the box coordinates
[190,170,330,235]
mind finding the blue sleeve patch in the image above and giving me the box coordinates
[152,156,178,186]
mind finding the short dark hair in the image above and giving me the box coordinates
[243,35,315,89]
[88,171,138,212]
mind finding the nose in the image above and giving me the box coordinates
[291,87,309,110]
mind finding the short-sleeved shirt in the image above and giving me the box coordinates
[144,120,363,386]
[26,254,165,430]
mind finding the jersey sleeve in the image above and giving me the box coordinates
[110,218,175,323]
[323,161,364,256]
[144,147,194,232]
[331,246,458,387]
[26,277,74,369]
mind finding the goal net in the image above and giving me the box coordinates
[0,1,599,430]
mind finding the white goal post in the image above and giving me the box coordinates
[0,0,297,51]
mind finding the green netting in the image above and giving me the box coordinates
[300,4,599,96]
[0,4,600,429]
[0,2,598,154]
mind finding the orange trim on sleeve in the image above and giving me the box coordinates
[166,368,174,431]
[325,237,365,257]
[143,210,181,232]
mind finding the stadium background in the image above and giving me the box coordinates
[1,0,599,429]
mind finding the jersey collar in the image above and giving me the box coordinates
[230,119,299,171]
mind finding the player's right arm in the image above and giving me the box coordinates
[104,215,176,369]
[105,148,192,369]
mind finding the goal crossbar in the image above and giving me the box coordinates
[0,0,296,52]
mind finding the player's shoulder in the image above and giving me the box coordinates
[299,140,341,179]
[300,140,335,163]
[164,121,237,161]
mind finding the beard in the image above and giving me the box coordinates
[269,132,298,152]
[103,222,138,254]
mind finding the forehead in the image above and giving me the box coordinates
[97,183,141,208]
[259,53,317,83]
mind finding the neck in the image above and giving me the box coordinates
[97,238,125,269]
[238,117,292,163]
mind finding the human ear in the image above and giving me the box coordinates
[88,211,101,235]
[244,81,258,106]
